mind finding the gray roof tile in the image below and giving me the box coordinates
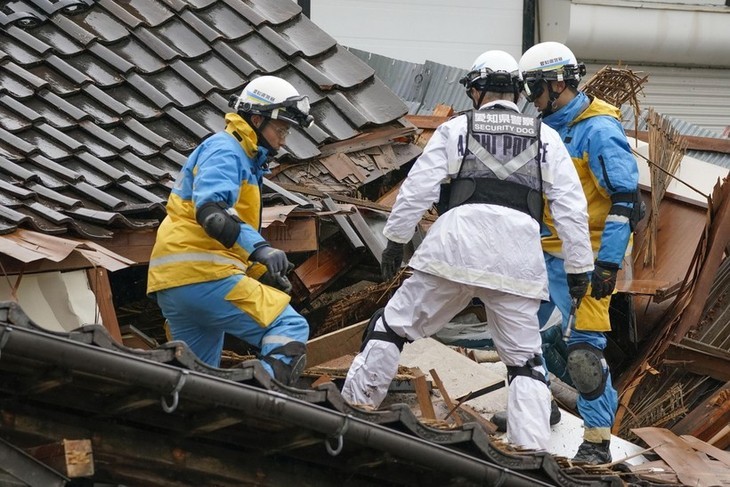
[110,37,167,74]
[194,3,254,40]
[153,18,211,59]
[31,23,85,55]
[0,0,413,238]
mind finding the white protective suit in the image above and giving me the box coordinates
[342,100,594,450]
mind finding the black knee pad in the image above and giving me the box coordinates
[262,341,307,386]
[566,343,608,401]
[360,308,407,352]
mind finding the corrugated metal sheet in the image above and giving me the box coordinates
[584,63,730,135]
[352,48,730,168]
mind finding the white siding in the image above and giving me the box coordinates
[310,0,524,69]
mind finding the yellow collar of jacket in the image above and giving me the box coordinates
[224,113,259,158]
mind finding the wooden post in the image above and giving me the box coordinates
[86,268,122,343]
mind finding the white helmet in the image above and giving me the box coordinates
[518,42,586,101]
[228,75,314,128]
[459,50,522,95]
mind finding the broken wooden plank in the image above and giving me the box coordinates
[275,182,394,213]
[290,238,360,302]
[680,435,730,468]
[25,439,94,478]
[632,427,730,487]
[410,368,436,420]
[459,404,498,435]
[429,369,462,426]
[306,320,368,368]
[318,126,417,158]
[627,129,730,155]
[120,324,158,350]
[261,218,318,253]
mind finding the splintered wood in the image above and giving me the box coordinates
[632,427,730,487]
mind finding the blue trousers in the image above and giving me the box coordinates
[538,253,618,431]
[154,275,309,378]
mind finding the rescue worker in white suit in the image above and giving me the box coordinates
[341,50,594,450]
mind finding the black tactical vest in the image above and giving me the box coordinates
[437,106,544,223]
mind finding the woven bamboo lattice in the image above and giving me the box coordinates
[581,65,648,134]
[638,108,688,268]
[313,273,407,338]
[617,382,688,441]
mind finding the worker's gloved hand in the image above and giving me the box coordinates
[381,240,405,281]
[259,270,293,294]
[250,245,290,277]
[591,261,619,300]
[566,272,590,301]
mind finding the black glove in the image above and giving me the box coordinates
[566,272,590,301]
[259,270,293,294]
[250,245,290,276]
[381,240,405,281]
[591,261,619,300]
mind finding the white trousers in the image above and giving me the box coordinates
[342,271,551,450]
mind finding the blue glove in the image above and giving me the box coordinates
[381,240,404,280]
[591,261,619,299]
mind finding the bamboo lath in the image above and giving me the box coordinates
[639,108,688,268]
[582,65,648,134]
[618,383,688,440]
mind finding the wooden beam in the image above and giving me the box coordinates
[318,126,416,158]
[275,183,394,213]
[410,368,436,420]
[627,130,730,155]
[664,342,730,382]
[306,319,368,368]
[25,439,94,478]
[86,267,122,344]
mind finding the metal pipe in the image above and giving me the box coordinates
[1,324,554,487]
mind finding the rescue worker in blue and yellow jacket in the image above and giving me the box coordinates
[147,76,314,385]
[518,42,643,464]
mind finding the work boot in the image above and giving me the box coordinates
[490,399,562,432]
[572,440,612,464]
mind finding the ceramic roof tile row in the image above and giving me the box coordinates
[0,0,409,238]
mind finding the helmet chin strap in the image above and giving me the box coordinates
[541,83,563,117]
[473,88,487,109]
[252,118,278,165]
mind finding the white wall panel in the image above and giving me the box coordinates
[311,0,524,69]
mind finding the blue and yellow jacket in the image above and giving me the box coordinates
[542,92,639,266]
[148,114,284,308]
